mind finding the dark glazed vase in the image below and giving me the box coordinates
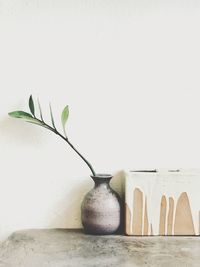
[81,174,121,235]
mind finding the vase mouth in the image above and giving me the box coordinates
[90,173,112,179]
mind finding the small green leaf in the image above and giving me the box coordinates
[26,118,44,124]
[8,111,33,119]
[8,111,44,126]
[37,99,43,121]
[9,111,43,125]
[26,120,49,129]
[29,95,35,116]
[61,105,69,137]
[49,103,56,129]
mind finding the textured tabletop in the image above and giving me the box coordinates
[0,229,200,267]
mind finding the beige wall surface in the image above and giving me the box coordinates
[1,0,200,241]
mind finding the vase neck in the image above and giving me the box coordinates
[91,174,112,188]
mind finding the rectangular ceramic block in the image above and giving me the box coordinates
[125,169,200,236]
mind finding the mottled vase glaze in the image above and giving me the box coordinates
[81,174,121,235]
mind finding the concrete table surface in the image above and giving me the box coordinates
[0,229,200,267]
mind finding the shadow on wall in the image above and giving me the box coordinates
[48,170,126,229]
[0,117,45,145]
[111,170,126,232]
[48,178,93,229]
[111,170,126,198]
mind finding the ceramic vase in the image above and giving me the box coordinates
[81,174,121,235]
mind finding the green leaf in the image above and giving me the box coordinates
[26,118,44,125]
[61,105,69,137]
[26,120,49,129]
[49,103,56,129]
[29,95,35,116]
[8,111,33,119]
[37,99,43,121]
[9,111,44,125]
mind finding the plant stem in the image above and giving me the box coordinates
[36,118,96,176]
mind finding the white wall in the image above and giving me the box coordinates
[1,0,200,241]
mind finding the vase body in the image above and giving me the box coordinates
[81,174,121,235]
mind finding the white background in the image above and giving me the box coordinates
[1,0,200,241]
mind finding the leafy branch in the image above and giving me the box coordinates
[8,95,96,176]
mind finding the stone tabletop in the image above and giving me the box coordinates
[0,229,200,267]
